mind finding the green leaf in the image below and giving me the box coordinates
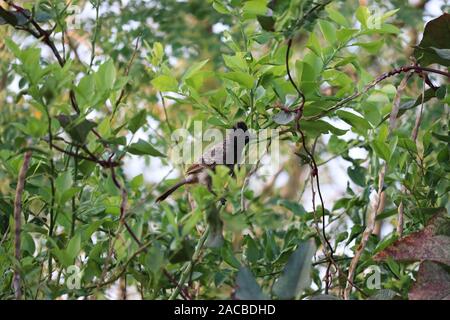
[355,6,370,28]
[128,139,165,157]
[242,0,267,17]
[414,13,450,67]
[234,267,268,300]
[278,199,307,216]
[223,54,247,72]
[182,59,209,80]
[221,72,255,89]
[55,171,73,195]
[151,74,178,92]
[22,233,35,256]
[145,246,165,274]
[151,42,164,66]
[67,233,81,259]
[56,115,97,144]
[319,20,336,44]
[299,119,347,136]
[347,165,366,187]
[372,140,390,161]
[430,47,450,61]
[353,40,384,54]
[95,59,116,91]
[181,209,203,237]
[128,109,147,133]
[336,110,372,134]
[221,242,241,269]
[272,239,316,299]
[257,15,275,31]
[74,74,95,110]
[325,7,349,27]
[212,1,231,14]
[130,174,144,191]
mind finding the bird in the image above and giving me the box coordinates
[155,121,250,202]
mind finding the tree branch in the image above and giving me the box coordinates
[13,150,32,300]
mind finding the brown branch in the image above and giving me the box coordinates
[344,73,411,299]
[285,35,334,294]
[397,78,426,236]
[306,65,450,121]
[13,150,32,300]
[114,36,141,111]
[47,140,121,168]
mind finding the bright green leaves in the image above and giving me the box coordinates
[151,74,178,92]
[5,39,47,86]
[149,41,164,66]
[319,20,337,45]
[74,59,126,111]
[242,0,268,18]
[182,59,209,80]
[414,13,450,67]
[95,59,116,92]
[355,6,371,28]
[128,139,165,157]
[221,71,255,89]
[146,41,181,93]
[223,53,248,72]
[75,74,95,109]
[355,6,399,33]
[325,6,350,28]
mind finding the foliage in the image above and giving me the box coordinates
[0,0,449,300]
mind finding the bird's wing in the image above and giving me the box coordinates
[185,163,207,175]
[185,142,224,175]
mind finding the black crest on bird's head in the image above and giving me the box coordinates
[233,121,248,132]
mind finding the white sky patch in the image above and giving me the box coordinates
[212,22,230,34]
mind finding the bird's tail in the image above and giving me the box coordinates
[155,179,190,202]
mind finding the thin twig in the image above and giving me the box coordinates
[398,78,426,236]
[169,225,210,300]
[344,73,411,299]
[13,150,32,300]
[306,65,450,121]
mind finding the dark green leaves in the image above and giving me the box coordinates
[347,165,366,187]
[234,267,268,300]
[336,110,372,134]
[414,13,450,67]
[128,139,165,157]
[56,115,97,144]
[272,239,316,299]
[128,110,147,134]
[257,15,275,32]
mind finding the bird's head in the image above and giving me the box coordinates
[232,121,250,144]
